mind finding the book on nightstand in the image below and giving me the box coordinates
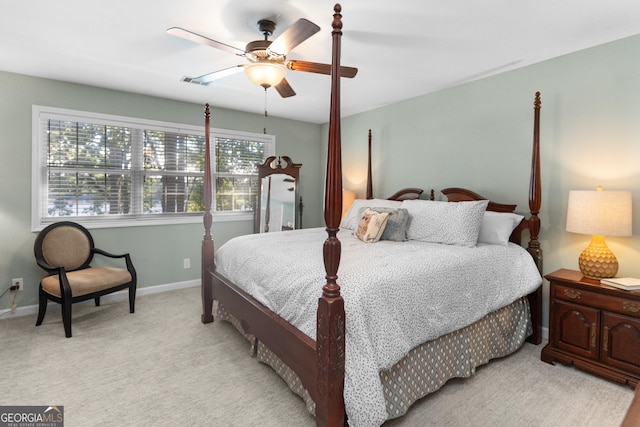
[600,277,640,291]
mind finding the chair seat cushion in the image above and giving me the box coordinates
[42,267,132,298]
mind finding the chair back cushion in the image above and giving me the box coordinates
[41,225,92,271]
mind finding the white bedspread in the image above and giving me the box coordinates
[215,227,542,427]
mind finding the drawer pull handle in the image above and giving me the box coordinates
[591,323,596,348]
[623,302,640,313]
[564,289,581,300]
[602,326,609,352]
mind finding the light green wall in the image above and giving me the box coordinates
[327,34,640,327]
[5,33,640,329]
[0,71,323,311]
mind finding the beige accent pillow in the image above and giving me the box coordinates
[340,198,402,230]
[355,208,390,243]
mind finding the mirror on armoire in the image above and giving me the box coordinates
[255,156,302,233]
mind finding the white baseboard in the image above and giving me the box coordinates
[0,279,200,319]
[541,326,549,342]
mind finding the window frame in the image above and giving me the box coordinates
[31,105,274,231]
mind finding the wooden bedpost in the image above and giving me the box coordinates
[366,129,373,199]
[528,92,542,269]
[527,92,543,344]
[201,104,214,324]
[316,4,346,426]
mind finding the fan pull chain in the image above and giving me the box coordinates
[263,87,268,134]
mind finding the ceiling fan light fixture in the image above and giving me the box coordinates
[244,62,286,89]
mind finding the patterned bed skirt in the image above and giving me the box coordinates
[217,297,532,421]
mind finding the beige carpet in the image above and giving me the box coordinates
[0,286,634,427]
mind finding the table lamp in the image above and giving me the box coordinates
[566,187,632,279]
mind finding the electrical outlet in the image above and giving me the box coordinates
[11,278,23,291]
[183,258,191,269]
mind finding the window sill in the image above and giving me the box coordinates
[32,212,254,232]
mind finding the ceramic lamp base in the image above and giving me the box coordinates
[578,235,618,279]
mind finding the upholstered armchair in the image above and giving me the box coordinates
[34,221,137,337]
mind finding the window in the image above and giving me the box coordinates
[32,106,274,230]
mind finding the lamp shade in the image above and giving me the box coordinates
[244,63,286,88]
[342,189,356,217]
[566,190,632,237]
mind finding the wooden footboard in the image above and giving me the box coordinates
[201,5,348,426]
[210,271,319,398]
[200,4,543,426]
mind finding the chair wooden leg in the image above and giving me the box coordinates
[94,297,100,306]
[129,285,136,313]
[35,287,47,326]
[61,295,72,338]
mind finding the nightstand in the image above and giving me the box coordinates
[541,269,640,386]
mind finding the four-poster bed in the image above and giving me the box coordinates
[200,4,543,427]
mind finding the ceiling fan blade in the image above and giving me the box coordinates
[285,60,358,78]
[182,65,245,86]
[167,27,245,56]
[267,19,321,56]
[275,78,296,98]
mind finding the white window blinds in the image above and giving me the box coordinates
[32,106,274,229]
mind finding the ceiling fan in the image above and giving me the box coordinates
[167,18,358,98]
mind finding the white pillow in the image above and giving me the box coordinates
[478,211,524,246]
[340,198,402,230]
[402,199,489,247]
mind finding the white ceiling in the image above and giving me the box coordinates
[2,0,640,124]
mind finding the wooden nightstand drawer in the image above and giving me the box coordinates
[555,284,640,318]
